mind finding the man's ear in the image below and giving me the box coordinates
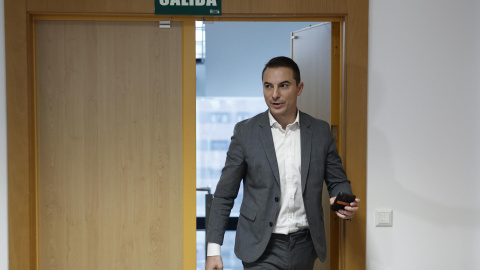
[297,82,304,96]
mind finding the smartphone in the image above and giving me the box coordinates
[331,192,356,211]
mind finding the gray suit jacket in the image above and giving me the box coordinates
[206,110,352,263]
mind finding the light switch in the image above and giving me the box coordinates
[375,209,393,227]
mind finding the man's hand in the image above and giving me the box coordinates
[330,197,360,219]
[205,255,223,270]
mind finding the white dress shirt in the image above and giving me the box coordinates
[207,110,308,256]
[269,110,309,234]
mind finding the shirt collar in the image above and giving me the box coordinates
[268,110,300,128]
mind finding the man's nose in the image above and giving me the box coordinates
[272,87,279,99]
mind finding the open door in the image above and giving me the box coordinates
[292,23,332,124]
[291,22,343,270]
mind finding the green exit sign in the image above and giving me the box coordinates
[155,0,221,15]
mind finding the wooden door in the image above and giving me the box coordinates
[35,20,183,269]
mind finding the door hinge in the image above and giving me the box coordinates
[333,36,340,58]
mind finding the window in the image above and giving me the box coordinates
[196,98,265,270]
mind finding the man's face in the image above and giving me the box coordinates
[263,67,304,123]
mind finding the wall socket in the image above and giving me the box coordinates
[375,209,393,227]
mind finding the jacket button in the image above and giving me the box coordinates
[275,197,279,202]
[269,222,273,227]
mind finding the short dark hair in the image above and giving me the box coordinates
[262,56,301,85]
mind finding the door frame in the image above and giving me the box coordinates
[6,3,368,270]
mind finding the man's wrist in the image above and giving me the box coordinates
[207,242,221,257]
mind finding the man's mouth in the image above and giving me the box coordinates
[271,102,283,108]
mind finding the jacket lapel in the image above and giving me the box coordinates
[258,111,281,187]
[300,112,312,193]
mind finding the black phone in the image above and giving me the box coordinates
[331,192,356,211]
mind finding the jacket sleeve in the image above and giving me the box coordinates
[323,127,353,197]
[206,122,247,245]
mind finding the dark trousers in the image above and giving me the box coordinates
[242,229,318,270]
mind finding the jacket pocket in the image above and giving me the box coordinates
[239,203,257,222]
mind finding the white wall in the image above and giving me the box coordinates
[0,0,8,269]
[367,1,480,269]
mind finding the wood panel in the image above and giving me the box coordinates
[35,20,183,270]
[329,21,343,270]
[181,19,196,270]
[5,0,36,269]
[344,0,368,269]
[222,0,347,15]
[27,0,152,14]
[27,0,347,14]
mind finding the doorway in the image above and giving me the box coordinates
[195,21,337,270]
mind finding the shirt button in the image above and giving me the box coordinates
[275,197,279,202]
[269,222,273,227]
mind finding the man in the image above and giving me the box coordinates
[206,56,359,270]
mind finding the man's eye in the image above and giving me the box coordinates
[280,84,288,88]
